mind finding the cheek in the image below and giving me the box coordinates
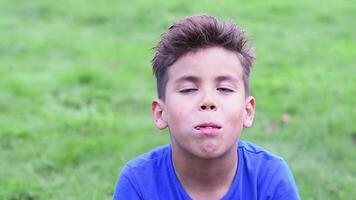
[171,110,182,121]
[168,99,193,120]
[166,106,190,127]
[230,113,243,124]
[226,107,245,127]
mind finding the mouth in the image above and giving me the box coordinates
[194,123,222,136]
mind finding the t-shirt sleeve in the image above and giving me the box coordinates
[112,166,142,200]
[259,159,301,200]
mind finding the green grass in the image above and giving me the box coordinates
[0,0,355,199]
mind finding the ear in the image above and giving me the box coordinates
[243,96,256,128]
[151,98,168,129]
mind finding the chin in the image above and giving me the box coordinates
[196,141,239,159]
[195,146,226,159]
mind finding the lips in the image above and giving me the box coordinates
[194,123,222,136]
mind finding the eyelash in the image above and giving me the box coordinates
[179,88,235,93]
[179,88,198,93]
[217,87,235,93]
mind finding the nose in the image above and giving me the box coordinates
[200,104,217,111]
[199,92,217,111]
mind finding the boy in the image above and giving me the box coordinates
[113,14,300,200]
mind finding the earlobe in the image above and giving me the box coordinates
[151,99,168,129]
[243,96,256,128]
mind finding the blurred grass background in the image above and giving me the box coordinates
[0,0,355,199]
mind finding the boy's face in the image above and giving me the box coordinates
[152,46,255,159]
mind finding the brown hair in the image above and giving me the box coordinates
[152,14,255,100]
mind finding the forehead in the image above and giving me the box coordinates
[167,47,243,83]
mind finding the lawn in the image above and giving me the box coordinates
[0,0,355,199]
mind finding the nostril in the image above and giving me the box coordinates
[210,105,215,110]
[201,105,207,110]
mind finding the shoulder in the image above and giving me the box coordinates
[113,144,172,199]
[238,140,284,165]
[125,144,171,170]
[120,144,171,182]
[237,140,300,199]
[238,140,291,177]
[238,140,281,157]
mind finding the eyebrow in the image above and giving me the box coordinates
[174,75,200,84]
[215,75,239,84]
[174,75,239,84]
[174,75,239,85]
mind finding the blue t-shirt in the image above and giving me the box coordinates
[113,140,300,200]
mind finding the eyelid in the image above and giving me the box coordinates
[179,88,198,93]
[218,81,236,89]
[217,87,235,92]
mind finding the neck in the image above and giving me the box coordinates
[171,144,238,197]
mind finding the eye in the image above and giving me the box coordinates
[217,87,235,93]
[179,88,198,93]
